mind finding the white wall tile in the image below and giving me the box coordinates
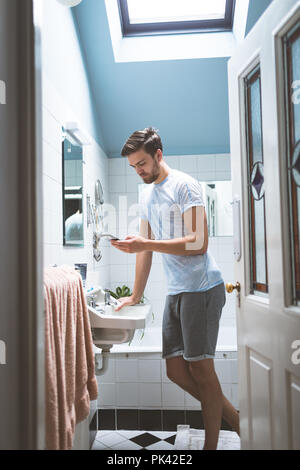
[150,299,165,314]
[148,264,165,282]
[231,384,239,409]
[220,383,231,402]
[109,158,126,176]
[214,359,231,383]
[43,141,62,184]
[98,358,116,383]
[125,160,136,175]
[109,174,126,193]
[42,108,62,154]
[184,391,201,409]
[125,174,140,193]
[222,292,236,318]
[110,249,128,265]
[219,316,237,328]
[138,359,161,382]
[198,171,216,182]
[161,360,170,384]
[162,383,185,407]
[145,281,168,301]
[152,252,162,264]
[188,172,199,182]
[44,209,54,245]
[127,265,136,284]
[164,156,179,168]
[218,262,234,282]
[44,244,57,268]
[218,238,234,263]
[116,383,139,407]
[147,313,162,329]
[139,383,162,407]
[97,383,116,407]
[115,359,138,382]
[148,302,163,328]
[215,171,231,181]
[110,264,128,284]
[197,155,215,172]
[230,360,239,383]
[215,154,231,172]
[179,155,198,173]
[43,176,62,215]
[208,237,219,260]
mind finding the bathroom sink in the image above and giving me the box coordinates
[86,289,151,345]
[88,303,151,329]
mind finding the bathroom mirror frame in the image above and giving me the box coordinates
[62,128,84,247]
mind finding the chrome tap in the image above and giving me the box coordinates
[104,289,111,305]
[87,293,96,308]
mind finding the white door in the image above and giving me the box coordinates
[228,0,300,450]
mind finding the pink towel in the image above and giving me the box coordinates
[44,265,98,450]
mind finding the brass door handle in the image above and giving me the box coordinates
[226,282,241,293]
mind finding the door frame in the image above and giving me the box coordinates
[10,0,44,449]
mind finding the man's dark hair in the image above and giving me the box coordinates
[121,127,163,158]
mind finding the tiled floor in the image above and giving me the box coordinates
[92,430,240,451]
[92,430,177,450]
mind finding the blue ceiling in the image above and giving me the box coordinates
[73,0,272,158]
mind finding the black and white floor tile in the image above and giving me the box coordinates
[92,430,177,450]
[92,430,240,451]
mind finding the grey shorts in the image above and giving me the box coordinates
[162,282,226,362]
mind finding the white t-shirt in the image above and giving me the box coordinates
[139,169,224,295]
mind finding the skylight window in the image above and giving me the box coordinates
[127,0,227,24]
[118,0,235,37]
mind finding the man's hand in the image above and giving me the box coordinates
[110,235,148,254]
[114,294,141,312]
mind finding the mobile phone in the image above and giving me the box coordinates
[100,232,119,240]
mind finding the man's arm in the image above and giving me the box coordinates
[145,206,208,256]
[131,219,154,301]
[113,218,153,311]
[112,206,208,257]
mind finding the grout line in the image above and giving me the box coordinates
[115,408,117,430]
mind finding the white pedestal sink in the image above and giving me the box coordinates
[86,288,152,346]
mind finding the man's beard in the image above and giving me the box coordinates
[142,160,160,184]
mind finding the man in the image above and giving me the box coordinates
[110,127,240,450]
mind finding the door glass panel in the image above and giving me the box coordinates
[254,197,267,285]
[291,34,300,143]
[284,21,300,304]
[245,65,268,294]
[250,80,263,165]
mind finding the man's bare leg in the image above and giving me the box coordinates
[166,356,240,440]
[188,359,223,450]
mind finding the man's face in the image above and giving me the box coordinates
[127,149,161,184]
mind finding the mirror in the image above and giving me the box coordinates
[138,180,233,238]
[62,132,84,246]
[200,180,233,237]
